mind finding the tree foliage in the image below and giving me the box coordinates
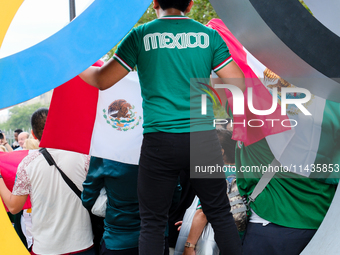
[187,0,218,24]
[299,0,313,14]
[0,103,49,131]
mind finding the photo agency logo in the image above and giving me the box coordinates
[201,83,312,128]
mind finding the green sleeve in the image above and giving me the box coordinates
[81,157,105,210]
[212,30,232,72]
[309,100,340,184]
[114,28,140,72]
[196,200,202,210]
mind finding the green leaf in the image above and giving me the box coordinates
[0,102,49,131]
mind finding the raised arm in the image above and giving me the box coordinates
[216,60,245,92]
[79,58,129,90]
[0,173,27,214]
[183,209,208,255]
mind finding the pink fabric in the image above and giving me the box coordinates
[0,150,32,211]
[207,19,290,146]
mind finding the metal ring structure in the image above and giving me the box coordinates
[0,0,151,110]
[0,0,339,253]
[209,0,340,102]
[303,0,340,37]
[0,1,150,254]
[209,0,340,253]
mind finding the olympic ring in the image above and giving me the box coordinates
[0,0,150,253]
[3,0,338,254]
[210,0,340,102]
[0,0,24,47]
[0,0,151,110]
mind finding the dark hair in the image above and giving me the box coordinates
[14,129,23,134]
[216,129,236,164]
[158,0,191,12]
[31,108,48,141]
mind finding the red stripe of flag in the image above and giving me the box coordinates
[40,61,103,153]
[0,150,31,211]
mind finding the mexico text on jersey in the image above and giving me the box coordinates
[143,32,209,51]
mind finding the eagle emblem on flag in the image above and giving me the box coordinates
[103,99,142,131]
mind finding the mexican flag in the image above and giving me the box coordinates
[207,19,291,146]
[40,61,143,165]
[208,19,340,179]
[0,150,32,211]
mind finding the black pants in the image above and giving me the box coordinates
[100,241,138,255]
[138,131,242,255]
[242,223,316,255]
[168,172,195,248]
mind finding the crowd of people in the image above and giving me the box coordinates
[0,129,36,152]
[0,0,337,255]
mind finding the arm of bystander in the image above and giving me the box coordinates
[183,208,208,255]
[0,133,13,152]
[0,170,27,214]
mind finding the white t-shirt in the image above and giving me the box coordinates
[249,209,271,226]
[21,209,33,249]
[13,149,93,255]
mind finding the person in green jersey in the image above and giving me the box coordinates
[236,138,336,255]
[80,1,245,254]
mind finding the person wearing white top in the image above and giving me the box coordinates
[0,108,94,255]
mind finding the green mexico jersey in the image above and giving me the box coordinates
[235,138,336,229]
[115,16,232,133]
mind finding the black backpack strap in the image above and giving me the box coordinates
[39,148,82,199]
